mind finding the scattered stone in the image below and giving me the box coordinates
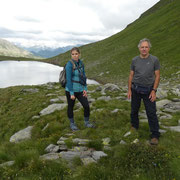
[140,119,148,123]
[91,109,104,113]
[156,88,168,99]
[156,99,172,109]
[10,126,33,143]
[163,108,179,113]
[88,98,96,103]
[102,137,111,146]
[21,88,39,93]
[58,96,67,102]
[60,151,81,162]
[50,96,67,103]
[172,98,180,102]
[0,161,15,168]
[99,72,104,76]
[163,126,180,132]
[59,145,68,151]
[124,131,131,137]
[42,123,49,131]
[71,146,88,152]
[17,98,23,101]
[32,115,40,119]
[50,98,61,103]
[131,138,139,144]
[39,103,67,116]
[92,151,107,161]
[45,144,60,153]
[171,88,180,97]
[72,138,90,145]
[58,137,68,141]
[139,112,147,119]
[160,113,173,120]
[40,153,60,161]
[57,140,66,145]
[81,157,96,165]
[159,129,167,134]
[65,133,75,137]
[95,86,102,91]
[46,93,57,97]
[120,140,126,145]
[115,96,126,100]
[102,83,120,94]
[111,109,119,113]
[97,96,112,101]
[103,146,112,151]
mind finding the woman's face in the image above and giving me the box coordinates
[71,50,80,61]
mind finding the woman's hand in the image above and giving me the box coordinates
[70,95,75,100]
[83,90,87,97]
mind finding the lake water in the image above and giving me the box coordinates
[0,61,99,88]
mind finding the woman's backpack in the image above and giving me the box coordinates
[59,60,76,88]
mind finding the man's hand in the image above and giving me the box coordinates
[83,90,87,97]
[70,95,75,100]
[127,89,132,99]
[149,90,156,102]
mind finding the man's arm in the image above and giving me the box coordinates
[127,70,134,99]
[149,70,160,102]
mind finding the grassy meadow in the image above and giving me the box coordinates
[0,83,179,179]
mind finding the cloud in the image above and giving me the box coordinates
[15,16,40,23]
[0,0,160,48]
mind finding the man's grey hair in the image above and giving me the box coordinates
[138,38,152,48]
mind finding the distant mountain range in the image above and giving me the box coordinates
[0,39,41,59]
[22,44,82,58]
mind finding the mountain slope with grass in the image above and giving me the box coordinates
[48,0,180,85]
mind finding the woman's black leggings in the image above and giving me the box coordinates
[65,91,90,118]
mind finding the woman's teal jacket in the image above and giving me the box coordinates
[65,59,87,95]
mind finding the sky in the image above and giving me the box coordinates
[0,0,160,48]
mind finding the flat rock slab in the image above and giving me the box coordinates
[0,161,15,167]
[10,126,33,143]
[45,144,60,153]
[40,103,67,116]
[92,151,107,161]
[156,99,172,109]
[40,153,60,160]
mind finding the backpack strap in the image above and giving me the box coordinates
[70,59,76,71]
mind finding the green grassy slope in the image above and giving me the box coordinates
[49,0,180,85]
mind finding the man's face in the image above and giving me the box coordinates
[139,41,150,57]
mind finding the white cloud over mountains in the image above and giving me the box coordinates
[0,0,159,48]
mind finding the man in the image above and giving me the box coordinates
[127,38,160,145]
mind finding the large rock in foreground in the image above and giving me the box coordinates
[10,126,33,143]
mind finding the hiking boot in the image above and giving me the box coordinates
[70,123,79,131]
[150,138,159,145]
[84,121,95,128]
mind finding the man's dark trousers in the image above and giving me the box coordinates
[131,89,160,138]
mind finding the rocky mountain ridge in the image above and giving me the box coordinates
[0,38,41,59]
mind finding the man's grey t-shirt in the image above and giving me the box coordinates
[131,54,160,87]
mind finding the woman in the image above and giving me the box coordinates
[65,47,94,131]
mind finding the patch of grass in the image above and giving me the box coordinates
[87,140,103,151]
